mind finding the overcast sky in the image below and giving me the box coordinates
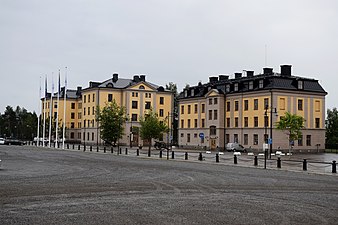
[0,0,337,114]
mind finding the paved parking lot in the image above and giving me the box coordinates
[1,145,338,225]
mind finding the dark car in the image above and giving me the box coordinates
[154,141,167,150]
[5,139,25,146]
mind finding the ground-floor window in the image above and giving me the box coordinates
[187,134,191,143]
[253,134,258,145]
[306,135,311,146]
[244,134,248,145]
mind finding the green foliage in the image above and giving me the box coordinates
[96,100,126,145]
[326,107,338,145]
[275,112,305,143]
[139,109,168,150]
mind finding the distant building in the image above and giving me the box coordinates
[42,74,174,146]
[177,65,327,153]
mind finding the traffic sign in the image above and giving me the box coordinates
[268,138,272,144]
[199,133,204,139]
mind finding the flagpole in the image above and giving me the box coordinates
[62,67,67,149]
[43,76,47,147]
[55,70,60,148]
[37,76,41,147]
[48,74,54,148]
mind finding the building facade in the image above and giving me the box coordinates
[177,65,327,153]
[42,74,174,146]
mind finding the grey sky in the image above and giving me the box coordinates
[0,0,337,113]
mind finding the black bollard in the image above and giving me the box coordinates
[73,144,74,149]
[171,151,175,159]
[198,152,203,161]
[254,156,258,166]
[104,147,106,153]
[111,147,113,153]
[216,153,219,163]
[119,148,122,155]
[277,157,281,168]
[90,146,92,152]
[78,145,80,150]
[185,152,188,160]
[97,146,99,152]
[332,160,337,173]
[137,148,139,156]
[148,149,151,157]
[234,155,238,164]
[67,144,69,149]
[83,145,86,152]
[125,148,128,155]
[303,159,307,171]
[159,150,162,158]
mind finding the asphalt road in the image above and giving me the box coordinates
[0,145,338,225]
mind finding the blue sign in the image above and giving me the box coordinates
[268,138,272,144]
[199,133,204,139]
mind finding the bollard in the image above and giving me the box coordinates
[159,150,162,158]
[97,146,99,152]
[303,159,307,171]
[198,152,203,161]
[332,160,337,174]
[277,157,281,168]
[171,151,175,159]
[104,147,106,153]
[137,148,139,156]
[90,146,92,152]
[216,153,219,163]
[119,148,122,155]
[234,155,238,164]
[78,145,80,150]
[73,144,74,149]
[67,144,69,149]
[185,152,188,160]
[125,148,128,155]
[148,149,151,157]
[254,155,258,166]
[111,147,113,153]
[84,145,86,152]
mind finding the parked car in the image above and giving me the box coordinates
[226,143,246,152]
[154,141,167,150]
[4,139,25,146]
[0,138,5,145]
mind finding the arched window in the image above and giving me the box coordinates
[139,85,145,90]
[210,126,216,136]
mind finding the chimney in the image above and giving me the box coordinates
[209,76,218,83]
[140,75,146,82]
[246,71,254,77]
[112,73,118,82]
[281,65,292,76]
[235,73,242,79]
[133,75,140,82]
[76,86,82,95]
[263,68,273,75]
[219,75,229,81]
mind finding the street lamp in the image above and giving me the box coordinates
[127,114,133,149]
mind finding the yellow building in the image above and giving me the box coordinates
[178,65,327,153]
[42,74,174,146]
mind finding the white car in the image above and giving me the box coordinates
[0,138,5,145]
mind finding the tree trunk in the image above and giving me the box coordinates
[148,138,152,153]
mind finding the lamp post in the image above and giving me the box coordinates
[128,114,133,149]
[264,105,268,169]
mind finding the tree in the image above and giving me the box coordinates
[326,107,338,147]
[139,109,168,152]
[166,82,179,145]
[275,112,305,154]
[96,100,126,146]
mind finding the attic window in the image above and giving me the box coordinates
[184,90,188,97]
[191,89,194,96]
[139,85,145,90]
[298,80,303,89]
[106,83,114,88]
[259,80,264,88]
[226,84,230,93]
[249,81,254,90]
[234,83,239,92]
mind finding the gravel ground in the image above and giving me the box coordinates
[0,145,338,225]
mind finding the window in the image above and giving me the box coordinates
[88,120,90,127]
[139,85,145,90]
[92,132,94,141]
[194,104,198,114]
[226,101,230,111]
[254,117,258,127]
[234,134,238,143]
[180,133,184,138]
[280,98,286,110]
[78,103,82,109]
[244,134,248,145]
[226,134,230,143]
[71,122,75,128]
[92,106,95,116]
[315,118,320,128]
[201,119,205,128]
[315,100,320,112]
[160,97,164,105]
[187,134,191,143]
[298,99,303,111]
[71,103,76,109]
[244,117,248,127]
[226,118,230,127]
[54,102,57,109]
[259,80,264,88]
[264,116,269,127]
[83,108,86,116]
[194,119,198,128]
[93,94,95,102]
[78,113,82,120]
[254,99,258,110]
[226,84,230,93]
[70,132,74,139]
[71,113,75,119]
[214,110,218,120]
[149,93,151,98]
[298,80,303,89]
[191,89,194,96]
[132,92,135,97]
[209,110,212,120]
[145,93,148,98]
[201,104,205,113]
[209,98,212,105]
[187,119,191,128]
[88,107,90,115]
[132,114,138,121]
[181,105,184,114]
[249,81,254,90]
[235,101,239,111]
[83,132,85,140]
[234,83,238,91]
[181,120,184,128]
[253,134,258,145]
[306,135,311,146]
[108,94,113,102]
[78,133,81,139]
[244,100,248,111]
[159,109,164,117]
[214,98,218,104]
[210,126,216,136]
[83,120,86,128]
[188,105,191,114]
[145,102,151,109]
[88,95,90,103]
[84,95,86,103]
[234,117,238,127]
[298,136,303,146]
[78,122,81,128]
[87,132,89,141]
[194,133,198,138]
[264,98,269,109]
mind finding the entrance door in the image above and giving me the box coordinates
[210,138,217,150]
